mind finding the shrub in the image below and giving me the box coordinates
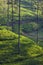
[22,22,39,33]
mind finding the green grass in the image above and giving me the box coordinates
[0,29,43,65]
[0,29,18,40]
[0,26,12,30]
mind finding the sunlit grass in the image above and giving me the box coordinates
[0,29,43,65]
[20,7,34,16]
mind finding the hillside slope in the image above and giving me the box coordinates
[0,0,43,24]
[0,29,43,65]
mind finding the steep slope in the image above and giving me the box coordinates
[0,29,43,65]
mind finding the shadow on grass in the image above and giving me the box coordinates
[0,40,43,65]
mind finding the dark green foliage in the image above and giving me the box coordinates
[22,22,39,33]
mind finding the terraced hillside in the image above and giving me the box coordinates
[0,0,43,65]
[0,29,43,65]
[0,0,43,23]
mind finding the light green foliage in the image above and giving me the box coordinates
[20,7,35,16]
[0,0,43,24]
[0,29,43,65]
[0,26,12,30]
[0,29,18,40]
